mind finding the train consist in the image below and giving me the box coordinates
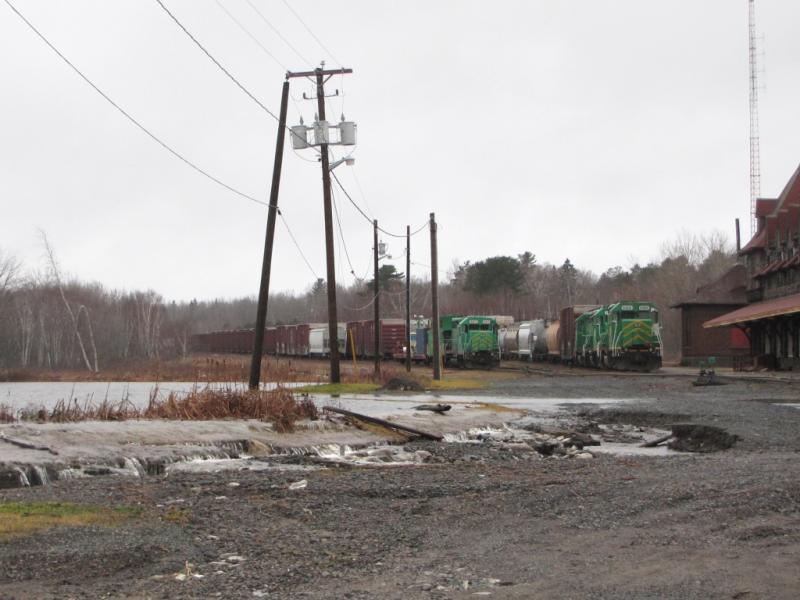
[191,300,662,371]
[192,319,408,360]
[497,301,663,371]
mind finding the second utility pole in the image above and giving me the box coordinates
[430,212,441,380]
[287,65,352,384]
[373,219,380,375]
[405,225,411,372]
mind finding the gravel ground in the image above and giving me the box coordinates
[1,373,799,599]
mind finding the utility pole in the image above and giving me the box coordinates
[405,224,411,372]
[287,65,353,384]
[429,212,441,380]
[249,79,289,390]
[373,219,381,375]
[748,0,761,236]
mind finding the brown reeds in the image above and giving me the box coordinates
[0,404,16,423]
[141,386,317,432]
[4,386,317,433]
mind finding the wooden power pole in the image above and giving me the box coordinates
[405,224,411,372]
[373,219,381,375]
[429,212,441,380]
[287,65,352,384]
[249,79,289,390]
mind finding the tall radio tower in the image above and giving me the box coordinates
[748,0,761,235]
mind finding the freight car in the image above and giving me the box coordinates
[346,319,407,359]
[499,319,549,361]
[309,324,348,358]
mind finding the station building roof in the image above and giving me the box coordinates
[703,291,800,328]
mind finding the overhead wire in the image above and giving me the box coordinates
[154,0,282,122]
[329,182,358,279]
[280,0,342,67]
[3,0,270,209]
[243,0,313,68]
[350,167,374,219]
[214,0,288,71]
[331,171,429,239]
[4,0,321,280]
[169,0,421,249]
[279,214,320,279]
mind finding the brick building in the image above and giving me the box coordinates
[705,163,800,369]
[673,264,749,366]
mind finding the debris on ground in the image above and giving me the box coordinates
[667,424,739,452]
[382,377,424,391]
[323,406,443,441]
[413,403,451,414]
[693,368,727,387]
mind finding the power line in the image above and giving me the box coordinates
[410,221,429,236]
[280,0,341,66]
[154,0,281,122]
[3,0,272,210]
[279,214,320,279]
[330,171,404,239]
[244,0,313,68]
[350,168,374,219]
[214,0,287,71]
[214,0,307,123]
[331,171,429,240]
[329,183,358,278]
[156,0,421,255]
[4,0,319,281]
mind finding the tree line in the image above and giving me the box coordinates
[0,230,735,370]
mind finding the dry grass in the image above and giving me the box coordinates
[0,502,140,539]
[141,386,318,433]
[0,354,302,383]
[9,386,318,433]
[162,507,191,524]
[0,404,15,423]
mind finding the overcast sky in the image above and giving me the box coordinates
[2,0,799,301]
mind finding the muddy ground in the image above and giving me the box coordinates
[1,372,799,599]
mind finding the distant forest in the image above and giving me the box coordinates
[0,231,735,370]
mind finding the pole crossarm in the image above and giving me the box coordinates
[286,68,352,79]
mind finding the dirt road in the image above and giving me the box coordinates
[1,372,799,599]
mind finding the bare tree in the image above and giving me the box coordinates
[0,247,20,309]
[40,232,99,372]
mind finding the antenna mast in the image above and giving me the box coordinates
[748,0,761,235]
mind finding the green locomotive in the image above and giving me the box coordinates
[574,301,662,371]
[427,315,500,368]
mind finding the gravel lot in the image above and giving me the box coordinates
[1,372,799,599]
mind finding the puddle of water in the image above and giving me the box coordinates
[478,396,644,412]
[0,381,314,412]
[590,443,675,457]
[308,393,638,419]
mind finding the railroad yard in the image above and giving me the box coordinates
[2,368,799,599]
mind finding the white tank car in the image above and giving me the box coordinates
[529,319,550,358]
[516,322,534,361]
[501,323,521,358]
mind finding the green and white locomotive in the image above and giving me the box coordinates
[427,315,500,368]
[574,301,662,371]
